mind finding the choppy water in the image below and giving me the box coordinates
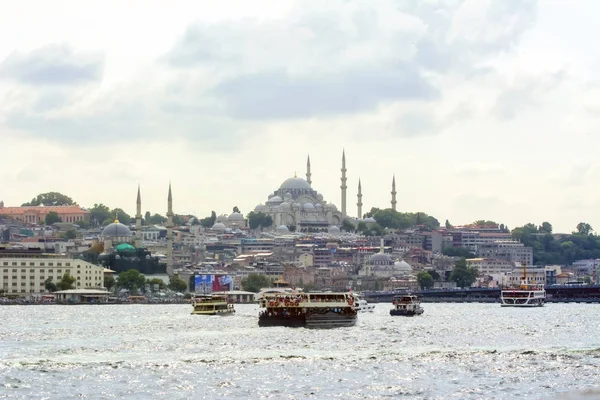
[1,303,600,399]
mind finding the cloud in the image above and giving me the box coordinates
[212,65,438,119]
[0,44,104,85]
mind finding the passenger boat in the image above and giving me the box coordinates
[258,292,357,328]
[389,294,424,316]
[500,263,546,307]
[191,294,235,315]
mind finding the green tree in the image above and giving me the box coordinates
[539,221,553,234]
[146,213,167,225]
[104,275,116,291]
[117,269,146,292]
[471,220,498,227]
[45,211,62,225]
[233,206,240,213]
[241,273,272,292]
[199,211,217,228]
[576,222,593,235]
[44,277,57,292]
[341,219,355,232]
[449,258,478,288]
[247,212,273,230]
[144,211,151,224]
[445,219,452,229]
[110,208,131,225]
[22,192,74,206]
[56,272,76,290]
[442,247,476,259]
[64,229,77,240]
[417,272,434,289]
[172,215,184,226]
[75,219,90,229]
[426,269,441,281]
[168,275,187,292]
[90,204,111,226]
[147,278,166,290]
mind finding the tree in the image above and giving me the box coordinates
[90,204,111,227]
[117,269,146,292]
[45,211,61,225]
[426,269,441,281]
[539,221,553,234]
[247,212,273,230]
[241,273,272,292]
[144,211,151,224]
[56,272,76,290]
[233,206,240,213]
[417,272,434,289]
[199,211,217,228]
[449,258,478,288]
[147,278,166,291]
[22,192,74,206]
[146,213,167,225]
[341,219,355,232]
[470,220,498,227]
[445,219,453,229]
[110,208,131,225]
[64,229,77,240]
[576,222,593,235]
[172,215,184,226]
[44,277,57,292]
[442,247,476,259]
[168,275,187,292]
[75,219,90,229]
[104,275,116,291]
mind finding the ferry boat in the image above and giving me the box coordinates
[258,292,357,328]
[256,277,298,302]
[191,294,235,315]
[500,264,546,307]
[389,294,424,316]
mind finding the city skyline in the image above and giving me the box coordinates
[1,0,600,233]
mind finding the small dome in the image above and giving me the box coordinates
[268,196,283,203]
[278,202,292,211]
[115,243,136,253]
[316,194,323,201]
[315,203,323,209]
[394,260,412,272]
[303,203,315,210]
[212,222,227,231]
[284,192,292,201]
[228,212,244,221]
[101,221,132,238]
[369,253,393,266]
[328,225,341,234]
[324,204,337,212]
[216,214,228,222]
[276,225,290,233]
[254,204,266,212]
[280,177,311,190]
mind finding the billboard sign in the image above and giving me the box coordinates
[194,274,233,294]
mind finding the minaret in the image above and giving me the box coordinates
[166,182,174,273]
[135,185,142,247]
[306,155,312,187]
[357,179,363,219]
[341,149,347,217]
[391,174,397,211]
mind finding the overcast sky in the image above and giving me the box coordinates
[0,0,598,233]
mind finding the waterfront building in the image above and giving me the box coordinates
[0,247,105,296]
[0,202,90,224]
[477,241,533,266]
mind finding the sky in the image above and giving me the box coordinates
[1,0,599,233]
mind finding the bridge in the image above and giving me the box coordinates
[362,284,600,303]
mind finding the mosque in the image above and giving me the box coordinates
[252,151,398,232]
[95,184,174,274]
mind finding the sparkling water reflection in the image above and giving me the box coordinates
[1,303,599,399]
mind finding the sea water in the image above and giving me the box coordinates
[1,303,599,399]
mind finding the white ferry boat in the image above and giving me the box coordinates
[500,264,546,307]
[354,295,375,312]
[390,294,424,316]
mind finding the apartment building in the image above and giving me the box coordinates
[466,258,515,276]
[477,241,533,266]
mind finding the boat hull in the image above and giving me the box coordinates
[191,309,236,315]
[258,311,356,328]
[390,308,424,316]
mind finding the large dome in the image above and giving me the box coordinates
[212,222,227,231]
[394,260,412,272]
[228,212,244,221]
[369,253,393,266]
[280,177,311,190]
[101,221,132,238]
